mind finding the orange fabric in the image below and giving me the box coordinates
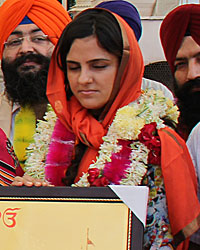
[0,0,71,59]
[159,127,200,247]
[47,12,144,176]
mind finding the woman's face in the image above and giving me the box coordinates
[66,35,119,110]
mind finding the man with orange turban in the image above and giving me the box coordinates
[160,4,200,249]
[0,0,71,171]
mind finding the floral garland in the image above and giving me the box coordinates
[24,105,57,179]
[13,105,36,169]
[77,122,161,187]
[74,89,179,187]
[24,89,179,185]
[45,119,75,186]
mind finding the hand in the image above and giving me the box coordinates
[11,174,53,187]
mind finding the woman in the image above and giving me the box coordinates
[12,8,200,249]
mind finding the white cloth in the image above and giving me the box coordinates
[141,77,174,101]
[0,93,12,138]
[0,92,20,142]
[186,122,200,245]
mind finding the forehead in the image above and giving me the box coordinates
[67,36,112,60]
[176,36,200,58]
[9,23,43,36]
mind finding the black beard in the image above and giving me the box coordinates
[175,78,200,133]
[2,53,50,106]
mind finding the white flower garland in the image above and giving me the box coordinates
[74,89,179,187]
[24,105,57,179]
[24,89,179,184]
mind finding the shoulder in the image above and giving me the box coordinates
[188,122,200,138]
[187,122,200,152]
[141,77,174,101]
[186,122,200,175]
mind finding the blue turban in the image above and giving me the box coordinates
[96,0,142,41]
[19,16,33,25]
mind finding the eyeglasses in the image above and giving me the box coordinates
[4,34,52,49]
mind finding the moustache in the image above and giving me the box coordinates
[13,53,48,68]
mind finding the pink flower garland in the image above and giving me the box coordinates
[45,119,75,186]
[87,122,161,187]
[45,120,161,187]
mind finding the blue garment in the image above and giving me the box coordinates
[19,16,33,25]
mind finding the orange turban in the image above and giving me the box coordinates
[0,0,71,59]
[160,4,200,74]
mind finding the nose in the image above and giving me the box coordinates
[18,37,34,55]
[187,59,200,81]
[78,68,92,84]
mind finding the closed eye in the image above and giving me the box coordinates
[90,61,110,69]
[93,64,108,69]
[67,62,81,71]
[68,66,81,70]
[31,35,48,42]
[6,38,22,47]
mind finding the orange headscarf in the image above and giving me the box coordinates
[158,127,200,249]
[0,0,71,59]
[47,9,200,248]
[47,9,144,175]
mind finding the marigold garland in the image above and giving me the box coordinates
[13,105,36,169]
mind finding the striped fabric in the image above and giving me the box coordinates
[0,160,16,186]
[0,128,22,186]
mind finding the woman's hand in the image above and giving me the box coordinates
[11,174,53,187]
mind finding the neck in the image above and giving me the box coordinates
[89,107,104,120]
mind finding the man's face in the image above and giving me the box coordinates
[3,23,54,70]
[174,36,200,132]
[2,23,54,106]
[174,36,200,87]
[175,78,200,133]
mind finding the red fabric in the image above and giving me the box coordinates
[160,4,200,74]
[0,0,71,59]
[0,129,15,166]
[16,164,25,177]
[177,241,189,250]
[0,128,24,186]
